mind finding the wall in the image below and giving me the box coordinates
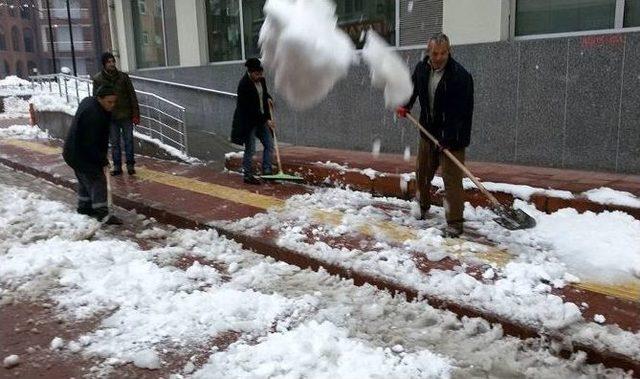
[131,29,640,174]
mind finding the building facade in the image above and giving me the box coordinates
[37,0,111,76]
[0,1,42,77]
[90,1,640,172]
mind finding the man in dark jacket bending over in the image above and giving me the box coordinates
[63,85,120,224]
[230,58,274,185]
[396,33,474,237]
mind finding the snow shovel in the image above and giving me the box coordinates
[405,114,536,230]
[260,100,304,182]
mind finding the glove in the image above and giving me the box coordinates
[395,106,409,118]
[132,115,140,125]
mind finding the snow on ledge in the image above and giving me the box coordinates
[133,132,200,164]
[583,187,640,209]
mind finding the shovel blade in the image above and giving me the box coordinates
[493,207,537,230]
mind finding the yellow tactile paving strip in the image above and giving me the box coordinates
[3,139,639,302]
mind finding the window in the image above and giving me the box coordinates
[239,0,395,62]
[15,60,24,78]
[20,5,31,19]
[241,0,266,59]
[206,0,242,62]
[515,0,616,36]
[27,61,37,75]
[138,0,147,15]
[131,0,167,68]
[335,0,395,48]
[625,0,640,27]
[0,26,6,51]
[11,26,21,51]
[8,5,17,17]
[23,28,34,53]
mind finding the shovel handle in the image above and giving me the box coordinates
[405,113,503,209]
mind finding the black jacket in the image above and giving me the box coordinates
[405,56,474,150]
[230,73,272,145]
[63,97,111,173]
[92,69,139,121]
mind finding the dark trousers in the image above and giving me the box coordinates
[110,119,135,168]
[416,136,466,228]
[242,124,274,177]
[75,169,108,217]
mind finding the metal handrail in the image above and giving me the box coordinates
[129,74,238,97]
[27,73,189,155]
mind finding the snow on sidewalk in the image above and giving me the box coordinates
[220,187,640,361]
[0,174,628,378]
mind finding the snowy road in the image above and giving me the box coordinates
[0,165,629,378]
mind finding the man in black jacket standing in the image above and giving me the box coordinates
[63,85,120,224]
[396,33,474,237]
[231,58,274,185]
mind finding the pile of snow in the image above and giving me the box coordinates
[30,93,77,116]
[2,96,30,115]
[361,30,413,109]
[0,124,49,140]
[224,186,640,332]
[193,320,452,379]
[0,75,31,87]
[133,131,199,164]
[583,187,640,208]
[259,0,356,109]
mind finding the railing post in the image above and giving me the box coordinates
[48,78,52,92]
[157,96,164,144]
[74,77,80,104]
[181,108,188,155]
[63,77,69,103]
[57,75,62,97]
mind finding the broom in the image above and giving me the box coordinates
[260,100,304,182]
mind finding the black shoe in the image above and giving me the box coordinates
[443,225,463,238]
[244,175,262,185]
[127,165,136,175]
[417,204,432,220]
[111,168,123,176]
[77,207,94,216]
[104,215,123,225]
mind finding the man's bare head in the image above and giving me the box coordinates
[427,33,450,70]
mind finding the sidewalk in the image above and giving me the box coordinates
[225,146,640,219]
[0,137,639,374]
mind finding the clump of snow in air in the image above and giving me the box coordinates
[404,146,411,161]
[583,187,640,208]
[361,30,414,109]
[372,138,381,158]
[593,314,606,324]
[259,0,356,109]
[2,355,20,368]
[192,320,451,379]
